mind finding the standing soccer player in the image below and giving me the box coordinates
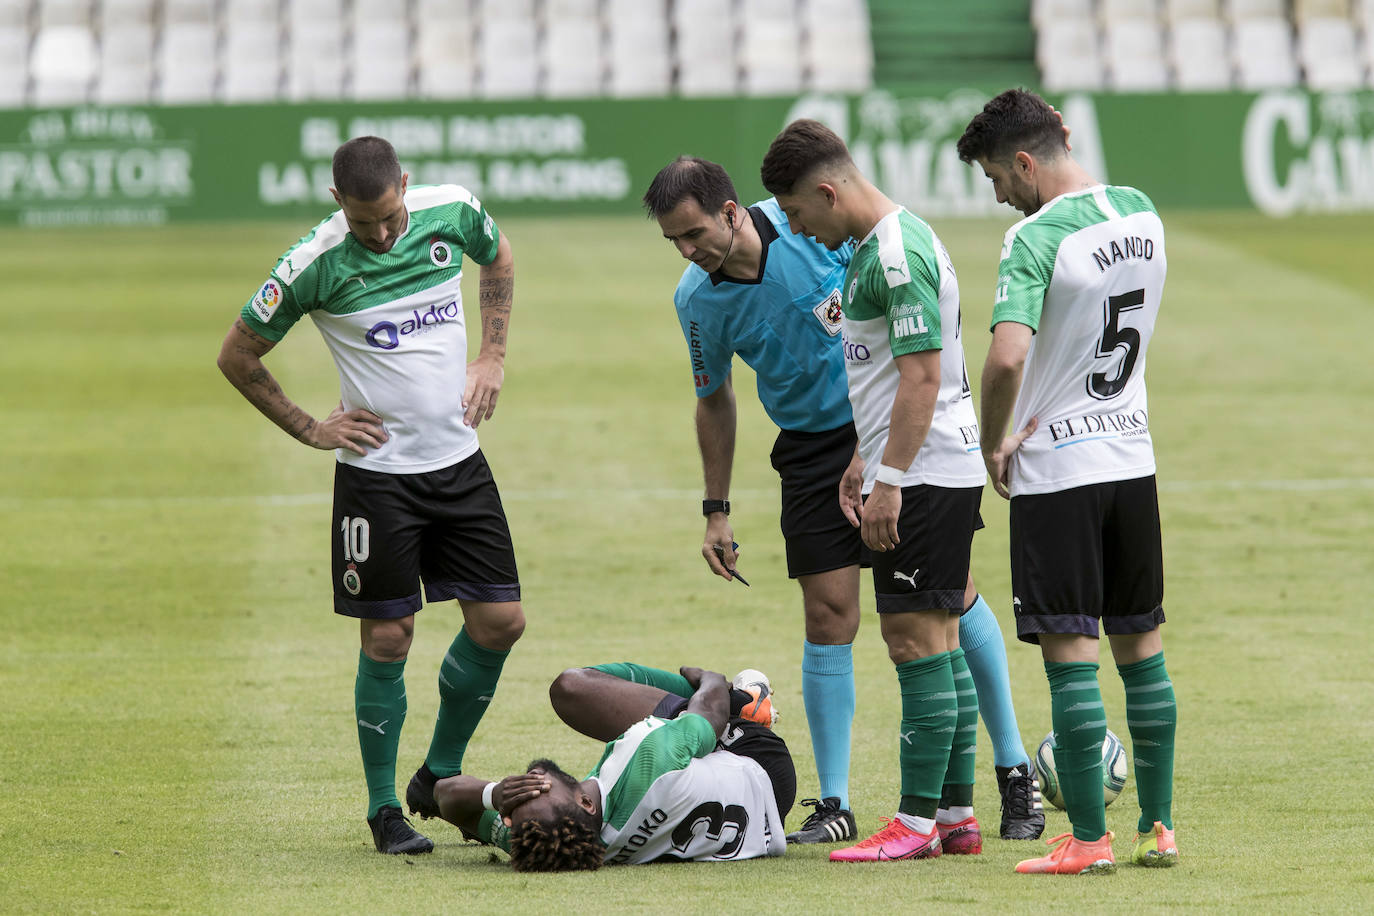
[958,89,1179,874]
[761,120,990,862]
[217,137,525,855]
[642,157,1043,845]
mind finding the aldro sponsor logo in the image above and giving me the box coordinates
[366,300,461,349]
[841,333,872,362]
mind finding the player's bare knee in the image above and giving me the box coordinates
[549,667,590,713]
[463,602,525,651]
[804,600,859,644]
[361,618,413,661]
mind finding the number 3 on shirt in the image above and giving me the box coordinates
[1087,288,1145,401]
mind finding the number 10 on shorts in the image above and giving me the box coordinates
[340,516,371,562]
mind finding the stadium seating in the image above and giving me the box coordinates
[1105,19,1171,89]
[1298,16,1366,87]
[544,17,605,97]
[415,20,476,99]
[4,0,1373,108]
[1038,19,1106,89]
[97,22,156,103]
[0,24,31,107]
[1170,17,1234,88]
[31,24,97,105]
[479,17,540,98]
[1232,16,1301,87]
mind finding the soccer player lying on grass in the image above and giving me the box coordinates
[414,664,795,870]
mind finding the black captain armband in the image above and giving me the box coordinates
[702,499,731,517]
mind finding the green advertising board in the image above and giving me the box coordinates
[1,88,1370,226]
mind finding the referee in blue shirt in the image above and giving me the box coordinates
[642,157,1044,844]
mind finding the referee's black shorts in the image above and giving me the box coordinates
[769,422,867,578]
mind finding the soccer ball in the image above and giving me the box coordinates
[1035,729,1129,810]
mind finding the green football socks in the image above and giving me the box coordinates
[1118,651,1177,833]
[1045,660,1108,841]
[355,651,407,818]
[941,647,979,809]
[424,627,509,778]
[589,662,693,697]
[895,652,955,819]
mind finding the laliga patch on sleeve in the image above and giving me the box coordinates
[251,278,283,323]
[812,288,843,336]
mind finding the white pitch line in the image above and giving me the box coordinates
[2,480,1372,511]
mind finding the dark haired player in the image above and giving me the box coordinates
[642,155,1043,846]
[217,136,524,855]
[431,664,794,869]
[957,88,1178,875]
[760,119,988,863]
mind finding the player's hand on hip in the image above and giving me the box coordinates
[985,416,1037,500]
[702,517,737,580]
[860,482,901,552]
[312,403,388,455]
[462,354,505,427]
[839,451,865,528]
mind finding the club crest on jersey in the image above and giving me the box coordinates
[848,277,858,304]
[251,279,283,322]
[343,563,362,596]
[429,239,453,268]
[812,289,843,336]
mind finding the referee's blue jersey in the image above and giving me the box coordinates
[673,198,854,433]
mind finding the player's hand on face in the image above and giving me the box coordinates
[985,416,1038,500]
[494,772,552,824]
[860,483,901,552]
[312,403,389,455]
[839,452,865,528]
[701,517,737,581]
[462,354,505,427]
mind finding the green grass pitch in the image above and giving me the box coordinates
[2,209,1371,913]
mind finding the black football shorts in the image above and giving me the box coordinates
[1009,475,1165,644]
[331,450,520,619]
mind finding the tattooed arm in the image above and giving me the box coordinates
[463,232,514,428]
[216,317,388,455]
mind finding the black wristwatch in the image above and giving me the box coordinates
[702,499,731,517]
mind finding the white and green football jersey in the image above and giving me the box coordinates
[842,208,984,492]
[590,714,785,865]
[991,185,1166,496]
[239,184,501,475]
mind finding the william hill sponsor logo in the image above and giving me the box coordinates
[366,300,460,349]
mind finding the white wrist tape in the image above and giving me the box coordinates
[482,781,497,811]
[875,464,905,487]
